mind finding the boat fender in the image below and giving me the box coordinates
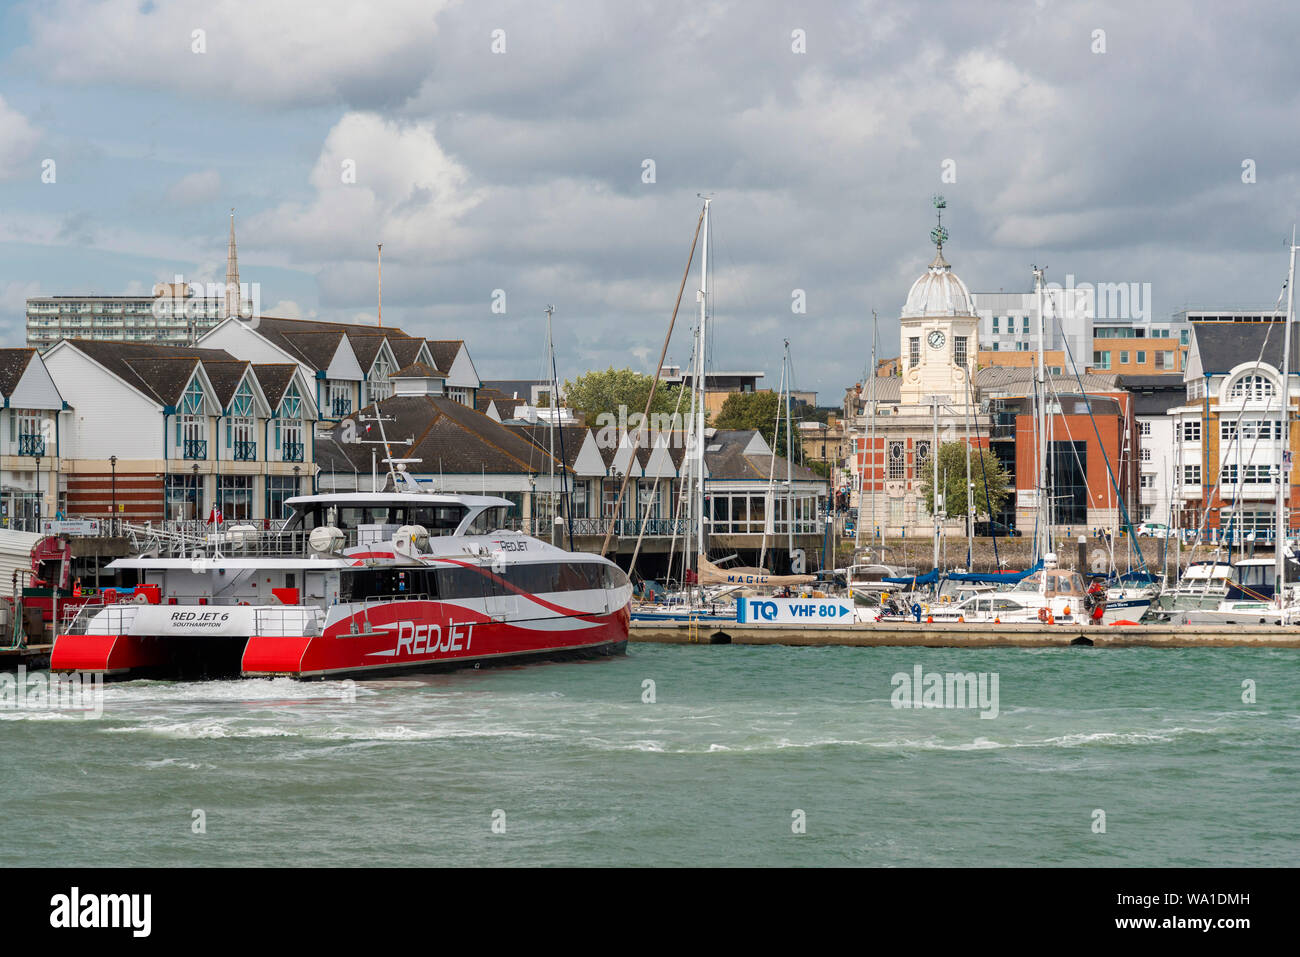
[1062,604,1071,616]
[1038,607,1049,623]
[926,616,934,623]
[958,615,965,623]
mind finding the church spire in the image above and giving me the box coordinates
[224,208,241,318]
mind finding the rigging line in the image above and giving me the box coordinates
[599,203,705,558]
[627,372,690,584]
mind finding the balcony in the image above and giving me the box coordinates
[183,439,207,460]
[330,397,352,418]
[233,440,257,461]
[18,434,45,457]
[282,441,304,463]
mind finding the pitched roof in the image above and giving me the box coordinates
[704,429,823,483]
[505,423,591,469]
[0,349,37,398]
[1191,321,1300,374]
[319,395,564,476]
[427,340,465,374]
[385,336,424,368]
[391,362,443,379]
[201,359,255,407]
[251,316,418,372]
[253,364,300,409]
[61,340,237,406]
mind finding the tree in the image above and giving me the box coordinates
[563,368,687,425]
[918,442,1011,521]
[711,390,792,458]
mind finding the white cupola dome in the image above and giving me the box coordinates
[902,247,974,319]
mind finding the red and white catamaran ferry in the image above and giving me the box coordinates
[52,480,631,680]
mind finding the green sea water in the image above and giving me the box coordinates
[1,644,1297,867]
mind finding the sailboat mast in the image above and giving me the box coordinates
[695,198,711,561]
[1033,266,1051,561]
[783,340,794,562]
[1277,228,1296,608]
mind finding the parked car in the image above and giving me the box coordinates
[1136,522,1174,539]
[974,520,1021,537]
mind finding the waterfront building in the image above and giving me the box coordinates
[198,317,478,431]
[43,340,318,522]
[1120,374,1185,526]
[0,349,67,528]
[848,219,990,539]
[1169,322,1300,541]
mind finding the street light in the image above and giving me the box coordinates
[34,455,41,531]
[110,455,118,532]
[191,463,200,523]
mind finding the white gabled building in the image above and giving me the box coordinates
[44,339,318,523]
[0,348,68,528]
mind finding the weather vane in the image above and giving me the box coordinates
[930,194,948,250]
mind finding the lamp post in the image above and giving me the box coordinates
[34,455,41,531]
[110,455,118,534]
[191,463,200,523]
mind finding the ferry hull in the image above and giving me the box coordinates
[55,602,630,680]
[243,603,630,679]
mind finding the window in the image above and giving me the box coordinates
[1155,350,1174,370]
[1022,316,1030,334]
[888,496,904,525]
[1188,378,1205,400]
[368,352,394,402]
[218,475,255,520]
[1136,351,1146,364]
[908,337,920,368]
[1221,418,1282,442]
[1182,420,1201,442]
[1221,464,1274,486]
[992,317,999,334]
[1093,351,1111,370]
[1183,465,1201,485]
[1139,420,1152,436]
[915,440,931,478]
[327,380,352,418]
[992,342,999,352]
[888,441,905,480]
[1140,473,1155,488]
[1229,375,1275,400]
[954,336,968,368]
[1140,447,1151,462]
[1180,330,1190,345]
[177,377,207,458]
[267,475,299,521]
[13,409,44,456]
[276,383,305,462]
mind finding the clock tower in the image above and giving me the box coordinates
[898,197,979,410]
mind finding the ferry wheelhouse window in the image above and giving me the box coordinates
[465,506,510,535]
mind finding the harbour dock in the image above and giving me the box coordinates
[629,620,1300,649]
[0,644,53,670]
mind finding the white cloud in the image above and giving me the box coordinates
[251,112,483,262]
[0,96,41,180]
[165,169,222,206]
[21,0,455,107]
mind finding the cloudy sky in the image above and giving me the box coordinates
[1,0,1298,399]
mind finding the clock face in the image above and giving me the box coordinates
[928,330,946,349]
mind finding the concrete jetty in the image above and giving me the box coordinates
[629,620,1300,649]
